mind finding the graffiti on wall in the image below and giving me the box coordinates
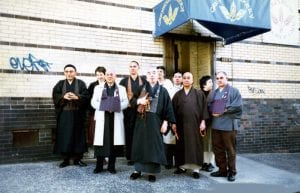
[9,53,52,72]
[248,86,265,95]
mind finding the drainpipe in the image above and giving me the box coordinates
[212,41,217,78]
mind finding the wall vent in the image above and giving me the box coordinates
[12,130,39,147]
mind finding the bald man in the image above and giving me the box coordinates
[172,72,209,179]
[91,68,128,174]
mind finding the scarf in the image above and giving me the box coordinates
[127,75,143,107]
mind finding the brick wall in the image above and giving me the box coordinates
[0,97,57,164]
[2,97,298,164]
[238,99,300,153]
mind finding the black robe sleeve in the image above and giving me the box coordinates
[197,90,209,121]
[78,79,90,106]
[52,80,65,116]
[160,87,176,124]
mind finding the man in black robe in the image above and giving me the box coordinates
[172,72,209,179]
[119,61,146,165]
[52,64,89,168]
[130,68,176,182]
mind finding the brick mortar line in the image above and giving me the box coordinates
[216,57,300,66]
[0,12,153,34]
[0,41,163,58]
[0,68,299,84]
[75,0,153,12]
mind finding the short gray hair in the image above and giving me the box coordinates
[216,71,227,77]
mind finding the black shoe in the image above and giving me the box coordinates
[130,172,141,180]
[205,163,214,172]
[192,172,200,179]
[228,174,236,182]
[74,160,87,167]
[210,170,227,177]
[127,161,134,166]
[165,165,172,169]
[201,163,208,171]
[148,175,156,182]
[108,168,117,174]
[59,160,70,168]
[93,168,103,174]
[174,167,186,174]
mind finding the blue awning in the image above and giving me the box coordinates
[154,0,271,45]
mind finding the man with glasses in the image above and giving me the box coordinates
[208,71,243,182]
[52,64,90,168]
[91,68,128,174]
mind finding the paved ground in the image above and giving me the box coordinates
[0,153,299,193]
[241,153,300,175]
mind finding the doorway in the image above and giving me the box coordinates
[164,38,214,87]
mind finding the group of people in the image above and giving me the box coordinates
[52,61,243,183]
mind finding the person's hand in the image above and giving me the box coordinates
[68,92,79,100]
[160,121,168,134]
[212,113,221,117]
[200,129,206,137]
[172,124,179,140]
[137,93,149,105]
[200,120,206,130]
[63,92,72,100]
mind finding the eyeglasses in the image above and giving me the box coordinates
[147,71,157,75]
[216,77,224,80]
[106,73,114,76]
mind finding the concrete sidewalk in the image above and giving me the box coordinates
[0,153,299,193]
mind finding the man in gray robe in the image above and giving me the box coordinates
[208,71,243,182]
